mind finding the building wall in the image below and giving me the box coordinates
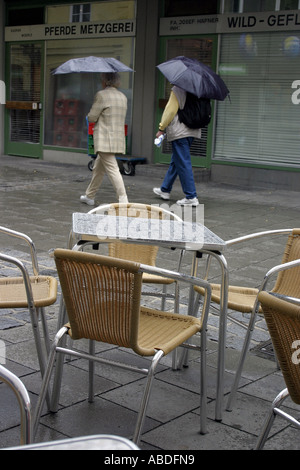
[131,0,158,160]
[0,0,4,157]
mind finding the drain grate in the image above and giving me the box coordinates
[250,339,275,361]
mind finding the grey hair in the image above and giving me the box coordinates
[101,72,121,88]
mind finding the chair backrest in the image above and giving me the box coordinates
[88,203,182,266]
[258,291,300,405]
[54,249,143,351]
[272,229,300,298]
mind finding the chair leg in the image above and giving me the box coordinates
[57,296,67,330]
[133,350,164,445]
[49,329,69,413]
[226,308,259,411]
[255,388,289,450]
[33,327,68,439]
[200,327,207,435]
[39,307,50,355]
[176,292,201,370]
[88,340,95,403]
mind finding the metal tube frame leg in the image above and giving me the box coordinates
[33,327,68,439]
[88,340,95,403]
[39,307,50,355]
[28,305,51,409]
[133,350,164,445]
[0,365,32,445]
[200,323,207,435]
[197,250,228,422]
[255,388,289,450]
[226,304,260,412]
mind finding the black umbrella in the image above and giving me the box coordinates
[157,56,229,100]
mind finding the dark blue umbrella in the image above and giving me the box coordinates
[157,56,229,100]
[52,56,134,74]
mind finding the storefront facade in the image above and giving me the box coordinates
[1,0,300,189]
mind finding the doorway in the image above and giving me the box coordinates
[5,42,44,159]
[155,36,218,168]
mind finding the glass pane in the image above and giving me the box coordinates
[44,38,134,151]
[243,0,276,12]
[82,4,91,22]
[215,32,300,165]
[9,44,41,143]
[280,0,299,9]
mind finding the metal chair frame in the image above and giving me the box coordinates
[0,365,32,445]
[0,227,57,377]
[193,229,300,411]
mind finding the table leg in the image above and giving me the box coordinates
[192,250,228,423]
[212,252,228,422]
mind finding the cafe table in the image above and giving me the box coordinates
[70,212,228,422]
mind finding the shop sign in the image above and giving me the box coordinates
[5,20,136,42]
[160,10,300,35]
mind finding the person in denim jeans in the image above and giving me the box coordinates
[153,86,201,206]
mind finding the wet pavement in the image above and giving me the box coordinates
[0,153,300,450]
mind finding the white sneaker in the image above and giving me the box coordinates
[153,187,170,200]
[80,195,95,206]
[176,197,199,207]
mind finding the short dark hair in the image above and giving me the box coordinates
[101,73,121,88]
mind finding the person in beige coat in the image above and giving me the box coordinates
[80,73,128,206]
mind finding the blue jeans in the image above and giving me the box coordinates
[161,137,197,199]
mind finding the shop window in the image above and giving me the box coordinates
[243,0,277,12]
[222,0,299,12]
[44,37,134,151]
[214,32,300,166]
[280,0,300,9]
[71,4,91,23]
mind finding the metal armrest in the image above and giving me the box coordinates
[268,292,300,306]
[0,253,35,307]
[202,229,293,282]
[259,258,300,294]
[0,226,39,276]
[225,229,292,248]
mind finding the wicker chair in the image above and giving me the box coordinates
[193,228,300,411]
[256,291,300,450]
[69,203,185,312]
[0,227,58,375]
[33,249,211,444]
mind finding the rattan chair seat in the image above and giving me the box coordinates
[65,307,200,357]
[0,276,57,308]
[195,283,263,313]
[138,307,201,355]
